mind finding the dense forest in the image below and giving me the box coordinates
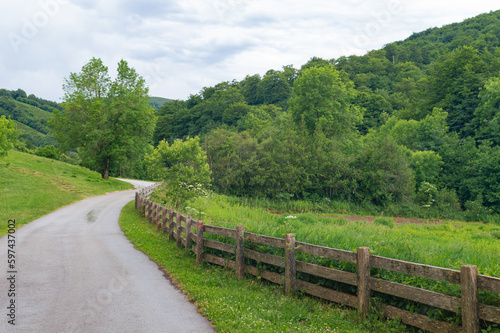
[2,10,500,220]
[152,10,500,219]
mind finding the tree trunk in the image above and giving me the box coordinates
[101,157,110,180]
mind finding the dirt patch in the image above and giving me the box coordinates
[330,215,443,224]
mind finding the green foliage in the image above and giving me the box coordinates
[416,181,438,208]
[147,137,211,209]
[462,143,500,213]
[0,116,18,157]
[34,144,60,160]
[474,76,500,145]
[355,136,415,205]
[257,69,291,108]
[410,150,443,188]
[373,217,395,228]
[422,46,500,136]
[50,58,156,179]
[289,65,362,136]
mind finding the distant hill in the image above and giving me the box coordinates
[0,89,60,148]
[149,96,173,110]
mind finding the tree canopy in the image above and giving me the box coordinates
[50,58,156,179]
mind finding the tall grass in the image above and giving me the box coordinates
[177,193,500,310]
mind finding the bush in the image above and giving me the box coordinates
[374,217,395,228]
[34,145,60,160]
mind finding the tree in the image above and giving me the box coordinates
[421,46,499,136]
[473,77,500,146]
[0,116,18,158]
[147,137,211,209]
[50,58,156,179]
[257,69,291,108]
[289,65,362,136]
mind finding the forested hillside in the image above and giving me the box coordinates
[0,88,61,148]
[153,9,500,219]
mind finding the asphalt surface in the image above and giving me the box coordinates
[1,179,214,332]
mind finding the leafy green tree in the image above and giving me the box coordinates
[410,150,443,188]
[355,136,415,205]
[154,100,188,145]
[422,46,500,136]
[50,58,156,179]
[240,74,262,105]
[289,65,362,136]
[205,128,258,196]
[0,116,18,157]
[473,77,500,145]
[257,69,291,108]
[147,137,211,209]
[462,143,500,213]
[378,108,449,151]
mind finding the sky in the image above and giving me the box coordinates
[1,0,499,103]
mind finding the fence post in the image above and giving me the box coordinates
[235,225,245,278]
[285,233,296,296]
[357,247,371,317]
[176,212,182,248]
[144,200,150,219]
[161,207,168,234]
[152,203,157,224]
[196,222,204,267]
[185,216,192,250]
[157,206,163,231]
[135,192,138,210]
[168,211,175,241]
[461,265,479,333]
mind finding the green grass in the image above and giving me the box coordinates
[0,150,133,236]
[119,201,407,333]
[180,194,500,279]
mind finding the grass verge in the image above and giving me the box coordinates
[118,201,407,333]
[0,150,133,236]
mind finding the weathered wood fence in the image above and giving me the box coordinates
[135,185,500,333]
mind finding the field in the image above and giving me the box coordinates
[179,194,500,278]
[0,150,133,236]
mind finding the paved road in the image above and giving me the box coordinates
[1,180,214,332]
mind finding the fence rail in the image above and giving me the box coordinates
[135,187,500,333]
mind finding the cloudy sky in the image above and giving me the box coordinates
[1,0,499,102]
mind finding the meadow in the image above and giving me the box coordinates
[0,150,132,236]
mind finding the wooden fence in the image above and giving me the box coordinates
[135,185,500,333]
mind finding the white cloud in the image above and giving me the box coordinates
[0,0,499,102]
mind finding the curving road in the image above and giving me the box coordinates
[1,179,214,333]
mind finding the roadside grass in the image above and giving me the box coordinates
[119,201,408,333]
[0,150,132,236]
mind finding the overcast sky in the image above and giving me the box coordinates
[1,0,499,102]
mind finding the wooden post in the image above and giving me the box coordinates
[135,192,138,210]
[461,265,479,333]
[157,206,163,231]
[357,247,371,317]
[168,211,175,241]
[285,233,296,296]
[185,216,192,249]
[144,200,150,219]
[235,225,245,278]
[176,212,182,248]
[161,207,168,234]
[151,203,156,224]
[196,222,204,267]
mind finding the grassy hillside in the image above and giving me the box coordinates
[0,150,133,236]
[149,96,173,110]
